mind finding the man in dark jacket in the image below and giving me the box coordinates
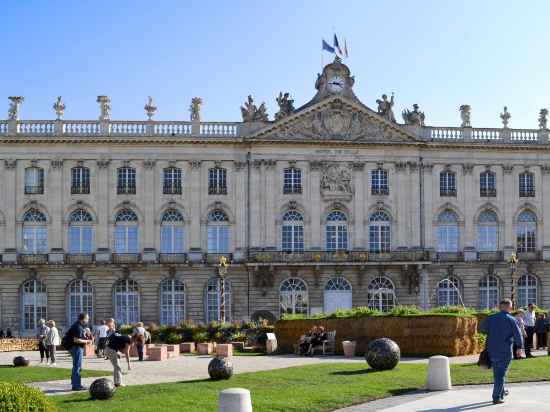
[480,299,524,404]
[66,313,92,391]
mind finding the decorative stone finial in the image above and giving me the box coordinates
[7,96,24,120]
[402,103,425,126]
[144,96,157,120]
[376,93,396,123]
[240,95,268,122]
[96,95,111,121]
[275,92,295,120]
[539,108,548,130]
[190,97,202,122]
[500,106,510,129]
[53,96,66,120]
[459,104,471,127]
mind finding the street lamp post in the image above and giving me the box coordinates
[509,252,519,309]
[217,255,229,323]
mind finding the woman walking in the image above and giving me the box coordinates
[36,319,50,364]
[132,322,146,361]
[46,320,61,366]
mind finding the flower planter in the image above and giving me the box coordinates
[342,340,356,358]
[180,342,195,353]
[197,342,213,355]
[216,343,233,358]
[231,341,245,352]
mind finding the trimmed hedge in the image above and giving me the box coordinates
[0,382,57,412]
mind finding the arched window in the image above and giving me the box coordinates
[280,278,308,316]
[205,278,232,322]
[160,278,185,325]
[369,211,391,253]
[24,166,44,194]
[281,210,304,252]
[326,211,348,251]
[367,276,396,312]
[114,209,138,253]
[113,279,140,325]
[68,279,93,325]
[160,209,185,253]
[437,277,461,306]
[479,275,499,310]
[324,277,352,313]
[21,279,47,334]
[68,209,94,254]
[437,211,459,252]
[207,210,230,253]
[477,210,498,252]
[22,208,48,254]
[517,274,537,308]
[517,211,536,253]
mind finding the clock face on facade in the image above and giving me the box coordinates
[327,76,345,93]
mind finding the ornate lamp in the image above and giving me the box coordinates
[509,252,519,308]
[217,255,229,323]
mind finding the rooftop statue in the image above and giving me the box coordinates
[241,95,268,122]
[7,96,24,120]
[144,96,157,120]
[53,96,66,120]
[500,106,510,129]
[190,97,202,121]
[459,104,471,127]
[539,109,548,130]
[97,95,111,121]
[402,104,425,126]
[275,92,295,120]
[376,93,396,123]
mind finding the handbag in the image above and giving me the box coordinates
[477,348,492,369]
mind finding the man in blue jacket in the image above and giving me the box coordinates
[480,299,524,404]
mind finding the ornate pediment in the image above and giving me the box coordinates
[250,96,420,143]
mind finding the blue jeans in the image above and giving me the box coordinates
[70,346,84,389]
[492,358,511,401]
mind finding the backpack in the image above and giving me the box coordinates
[61,329,74,350]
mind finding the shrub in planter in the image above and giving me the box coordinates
[231,332,247,342]
[118,324,133,336]
[0,382,57,412]
[193,331,209,343]
[165,332,182,345]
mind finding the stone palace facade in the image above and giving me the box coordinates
[2,57,550,335]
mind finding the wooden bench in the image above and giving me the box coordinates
[311,330,336,355]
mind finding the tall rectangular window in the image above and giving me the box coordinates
[114,226,138,253]
[69,226,93,254]
[440,171,456,197]
[519,172,535,197]
[480,171,496,197]
[117,167,136,194]
[24,167,44,195]
[207,226,229,253]
[371,169,389,195]
[208,168,227,195]
[283,168,302,194]
[71,167,90,194]
[163,167,182,195]
[160,226,185,253]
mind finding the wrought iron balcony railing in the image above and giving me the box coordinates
[112,253,140,264]
[159,253,187,264]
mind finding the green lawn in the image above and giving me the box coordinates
[53,357,550,412]
[0,365,107,384]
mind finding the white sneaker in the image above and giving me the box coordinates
[50,363,57,367]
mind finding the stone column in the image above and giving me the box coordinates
[409,162,421,248]
[249,159,262,249]
[395,162,408,249]
[542,165,550,260]
[309,161,323,250]
[48,159,65,263]
[95,158,111,262]
[502,165,515,259]
[422,163,434,255]
[351,162,365,249]
[3,160,17,259]
[142,159,156,262]
[419,265,430,310]
[264,160,277,248]
[463,163,476,261]
[233,161,247,261]
[189,160,202,250]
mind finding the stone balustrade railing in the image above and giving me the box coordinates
[423,126,548,143]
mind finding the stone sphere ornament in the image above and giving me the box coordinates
[13,356,30,367]
[365,338,401,370]
[208,356,234,380]
[89,378,117,400]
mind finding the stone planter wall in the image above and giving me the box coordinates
[275,316,480,357]
[0,338,39,352]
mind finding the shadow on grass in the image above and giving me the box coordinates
[330,368,377,376]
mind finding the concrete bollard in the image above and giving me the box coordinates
[427,355,452,391]
[219,388,253,412]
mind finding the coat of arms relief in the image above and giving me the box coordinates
[319,162,354,201]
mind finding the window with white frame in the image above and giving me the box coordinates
[68,279,93,325]
[437,277,461,306]
[369,211,391,253]
[371,168,389,195]
[24,167,44,195]
[476,210,498,252]
[479,275,499,310]
[283,167,302,194]
[279,278,308,316]
[163,167,182,195]
[519,172,535,197]
[326,211,348,251]
[160,278,185,325]
[160,209,185,253]
[437,211,459,252]
[205,278,232,322]
[22,208,48,254]
[71,166,90,194]
[208,167,227,195]
[281,210,304,252]
[21,279,47,334]
[480,170,496,197]
[439,170,456,197]
[367,276,396,312]
[324,276,352,313]
[207,210,230,253]
[516,211,536,253]
[517,274,537,308]
[114,279,140,325]
[68,209,94,254]
[117,167,136,194]
[114,209,139,253]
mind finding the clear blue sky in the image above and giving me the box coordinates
[2,1,549,128]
